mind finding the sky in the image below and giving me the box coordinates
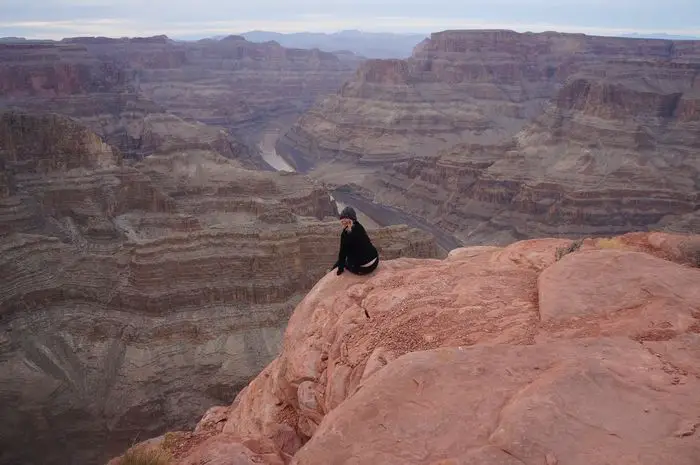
[0,0,698,40]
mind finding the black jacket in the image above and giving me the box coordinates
[333,221,378,272]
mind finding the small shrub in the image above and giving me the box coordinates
[120,447,172,465]
[161,432,179,451]
[555,238,584,261]
[679,239,700,267]
[596,237,626,249]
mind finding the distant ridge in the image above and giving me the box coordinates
[619,32,700,40]
[240,30,428,59]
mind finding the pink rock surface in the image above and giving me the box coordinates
[293,338,700,465]
[176,434,284,465]
[109,232,700,465]
[538,248,700,339]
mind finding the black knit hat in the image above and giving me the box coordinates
[339,206,357,221]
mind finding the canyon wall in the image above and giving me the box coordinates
[135,35,359,143]
[0,35,358,164]
[0,112,437,465]
[0,39,251,163]
[278,30,700,244]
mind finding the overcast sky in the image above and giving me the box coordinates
[1,0,698,40]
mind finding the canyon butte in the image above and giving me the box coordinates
[279,30,700,245]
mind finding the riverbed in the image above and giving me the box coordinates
[259,137,380,228]
[331,191,463,252]
[259,131,295,172]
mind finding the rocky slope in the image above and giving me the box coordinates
[109,231,700,464]
[278,30,700,244]
[0,39,253,163]
[0,112,437,465]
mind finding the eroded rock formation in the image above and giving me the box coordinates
[135,35,358,143]
[0,40,251,163]
[0,112,437,465]
[278,30,700,244]
[0,35,358,164]
[109,231,700,464]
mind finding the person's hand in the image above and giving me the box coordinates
[336,267,344,276]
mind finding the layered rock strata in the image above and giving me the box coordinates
[0,112,437,465]
[0,40,248,162]
[278,30,700,244]
[136,35,358,144]
[109,231,700,465]
[0,35,358,164]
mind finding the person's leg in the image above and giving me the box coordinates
[353,257,379,275]
[345,262,362,274]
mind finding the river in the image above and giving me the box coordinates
[259,137,380,228]
[331,191,463,253]
[259,131,295,172]
[258,137,462,252]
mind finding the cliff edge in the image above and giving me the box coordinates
[0,111,438,465]
[109,231,700,465]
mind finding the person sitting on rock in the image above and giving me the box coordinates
[331,206,379,276]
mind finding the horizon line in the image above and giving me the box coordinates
[3,27,700,43]
[2,17,700,42]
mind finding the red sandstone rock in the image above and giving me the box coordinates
[293,338,700,465]
[175,434,284,465]
[194,406,229,434]
[111,231,700,465]
[538,249,700,346]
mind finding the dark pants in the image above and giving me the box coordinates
[345,256,379,275]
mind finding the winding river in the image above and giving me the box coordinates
[258,136,380,228]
